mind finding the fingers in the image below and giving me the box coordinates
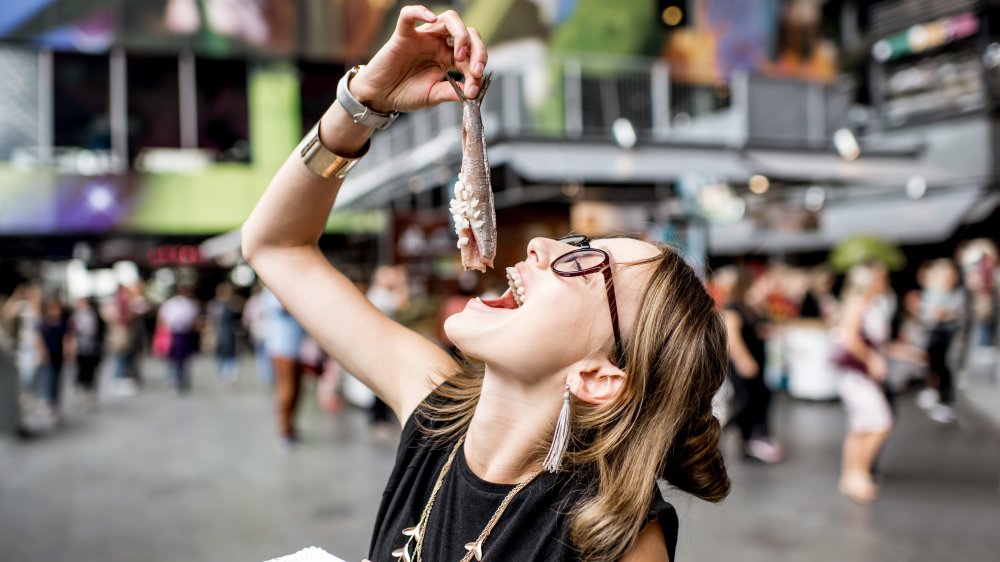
[436,10,472,63]
[415,11,483,97]
[396,4,437,36]
[467,27,488,79]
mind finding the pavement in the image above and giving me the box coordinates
[1,355,998,562]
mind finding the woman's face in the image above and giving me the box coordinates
[444,237,660,381]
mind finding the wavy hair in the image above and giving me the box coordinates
[418,243,731,561]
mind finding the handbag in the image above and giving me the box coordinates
[152,325,171,359]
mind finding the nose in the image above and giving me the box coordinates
[526,237,561,269]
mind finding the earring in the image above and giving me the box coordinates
[543,384,571,473]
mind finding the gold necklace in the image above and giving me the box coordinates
[392,435,541,562]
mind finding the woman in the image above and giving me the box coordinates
[208,282,243,383]
[37,295,71,424]
[70,297,105,409]
[716,266,783,464]
[833,262,893,504]
[242,7,729,560]
[920,259,964,423]
[157,285,201,394]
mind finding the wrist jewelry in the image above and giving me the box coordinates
[298,121,369,180]
[337,65,400,130]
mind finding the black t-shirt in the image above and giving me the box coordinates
[726,304,766,372]
[369,392,679,561]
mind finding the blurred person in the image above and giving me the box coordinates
[157,284,201,394]
[2,283,43,405]
[832,262,893,504]
[799,265,838,324]
[106,284,144,396]
[242,10,732,559]
[0,295,27,438]
[920,259,964,424]
[716,266,784,464]
[208,281,243,383]
[37,296,71,425]
[958,239,998,349]
[366,265,409,434]
[69,297,105,410]
[243,282,272,385]
[262,287,306,452]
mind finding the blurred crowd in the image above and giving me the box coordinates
[709,237,999,504]
[1,236,998,501]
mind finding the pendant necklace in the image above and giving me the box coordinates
[392,435,541,562]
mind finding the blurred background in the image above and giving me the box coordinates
[0,0,998,561]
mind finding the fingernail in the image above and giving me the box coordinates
[466,84,479,98]
[473,62,484,76]
[423,10,436,20]
[457,46,468,61]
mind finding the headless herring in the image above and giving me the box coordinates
[446,71,496,272]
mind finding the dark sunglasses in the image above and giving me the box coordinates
[551,235,623,369]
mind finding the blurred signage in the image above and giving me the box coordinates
[872,12,979,62]
[873,12,986,127]
[147,244,205,267]
[135,148,213,174]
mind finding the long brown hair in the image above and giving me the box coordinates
[419,244,731,561]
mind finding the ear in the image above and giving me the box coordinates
[566,357,626,405]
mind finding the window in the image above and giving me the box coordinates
[54,52,111,150]
[126,54,181,160]
[196,57,251,162]
[298,60,346,135]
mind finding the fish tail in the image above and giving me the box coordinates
[443,70,468,101]
[473,71,493,105]
[442,69,493,105]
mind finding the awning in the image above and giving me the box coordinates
[708,185,994,255]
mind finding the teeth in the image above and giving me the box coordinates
[458,237,468,246]
[505,267,525,307]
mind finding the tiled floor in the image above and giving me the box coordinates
[1,356,998,562]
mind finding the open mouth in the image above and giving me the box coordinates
[472,266,525,310]
[505,266,525,307]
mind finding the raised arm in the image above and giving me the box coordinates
[241,6,488,423]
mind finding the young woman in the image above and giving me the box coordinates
[242,7,730,560]
[833,262,894,504]
[716,266,783,464]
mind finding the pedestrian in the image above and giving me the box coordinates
[243,9,730,559]
[832,262,894,504]
[2,283,43,407]
[69,297,105,410]
[37,295,71,425]
[366,265,409,434]
[157,284,201,394]
[716,265,784,463]
[243,283,272,385]
[106,284,142,396]
[262,287,306,452]
[920,259,964,423]
[208,281,243,383]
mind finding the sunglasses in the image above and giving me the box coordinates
[551,235,623,369]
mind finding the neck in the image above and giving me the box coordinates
[463,369,564,484]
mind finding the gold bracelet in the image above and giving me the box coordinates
[298,121,371,180]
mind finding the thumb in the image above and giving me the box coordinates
[427,80,462,106]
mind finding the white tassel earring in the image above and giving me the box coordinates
[543,384,571,473]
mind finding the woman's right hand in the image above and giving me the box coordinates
[866,353,888,381]
[347,5,488,114]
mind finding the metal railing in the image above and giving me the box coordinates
[351,54,750,178]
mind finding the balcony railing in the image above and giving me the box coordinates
[350,54,852,180]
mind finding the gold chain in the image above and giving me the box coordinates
[405,435,542,562]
